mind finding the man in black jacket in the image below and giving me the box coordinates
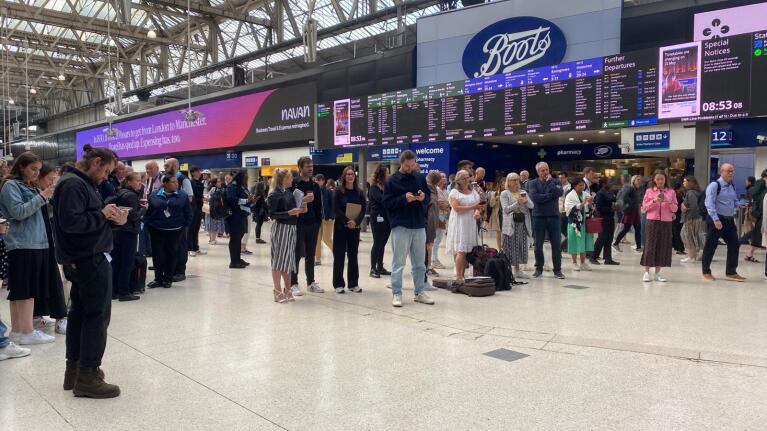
[290,157,325,295]
[383,150,434,307]
[187,166,206,257]
[53,145,126,399]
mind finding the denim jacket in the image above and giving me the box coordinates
[0,179,49,251]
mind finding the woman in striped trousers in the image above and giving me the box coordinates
[266,169,306,303]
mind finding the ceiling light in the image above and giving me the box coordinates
[598,130,606,134]
[147,29,157,39]
[568,137,575,141]
[538,134,544,137]
[532,142,538,146]
[613,132,620,136]
[29,88,37,94]
[516,140,523,144]
[582,139,589,143]
[57,73,66,81]
[8,99,14,105]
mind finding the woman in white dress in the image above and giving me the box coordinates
[446,170,482,283]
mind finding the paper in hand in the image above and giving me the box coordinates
[293,189,304,209]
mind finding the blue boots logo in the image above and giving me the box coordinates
[462,16,567,78]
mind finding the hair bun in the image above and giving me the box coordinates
[83,144,93,152]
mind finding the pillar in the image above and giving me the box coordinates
[694,121,712,186]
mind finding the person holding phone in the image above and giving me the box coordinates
[289,157,324,296]
[267,168,306,303]
[501,173,534,279]
[446,170,482,284]
[111,172,146,301]
[640,170,678,282]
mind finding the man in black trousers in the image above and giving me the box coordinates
[290,157,325,296]
[187,166,207,257]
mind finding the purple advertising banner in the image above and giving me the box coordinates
[76,83,315,158]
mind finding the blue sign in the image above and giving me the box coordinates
[244,156,258,167]
[711,128,733,148]
[534,143,623,161]
[411,143,450,173]
[462,16,567,79]
[369,144,408,162]
[634,131,670,151]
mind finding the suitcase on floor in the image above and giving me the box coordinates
[131,255,147,293]
[432,278,455,290]
[451,277,495,297]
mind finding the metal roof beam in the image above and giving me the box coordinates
[143,0,271,27]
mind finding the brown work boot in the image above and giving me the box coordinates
[64,362,105,390]
[73,367,120,399]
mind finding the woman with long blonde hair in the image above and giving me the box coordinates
[267,169,306,303]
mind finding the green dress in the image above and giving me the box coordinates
[567,193,594,254]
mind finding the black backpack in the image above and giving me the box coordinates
[209,186,231,220]
[698,182,720,218]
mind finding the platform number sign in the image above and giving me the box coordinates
[711,128,733,147]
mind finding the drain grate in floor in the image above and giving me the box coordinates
[483,348,529,362]
[562,284,590,289]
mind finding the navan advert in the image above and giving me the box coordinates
[76,82,316,158]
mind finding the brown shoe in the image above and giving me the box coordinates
[64,362,105,390]
[73,367,120,399]
[702,274,716,281]
[725,273,746,282]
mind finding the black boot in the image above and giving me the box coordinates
[73,367,120,399]
[64,361,104,391]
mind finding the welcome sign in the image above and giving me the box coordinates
[462,16,567,78]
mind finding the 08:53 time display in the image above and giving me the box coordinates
[702,100,745,112]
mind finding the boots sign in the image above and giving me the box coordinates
[462,16,567,78]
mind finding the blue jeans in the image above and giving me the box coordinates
[390,226,426,295]
[533,216,562,272]
[0,317,9,348]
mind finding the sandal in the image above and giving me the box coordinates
[745,256,760,263]
[284,287,295,302]
[273,289,288,304]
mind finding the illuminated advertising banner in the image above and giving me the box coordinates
[76,83,315,158]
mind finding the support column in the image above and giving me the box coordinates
[694,121,712,186]
[358,147,368,190]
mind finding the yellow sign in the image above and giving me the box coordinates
[336,153,353,164]
[260,165,297,177]
[180,163,189,171]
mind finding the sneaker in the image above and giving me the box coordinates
[553,271,566,279]
[172,274,186,282]
[33,316,56,330]
[588,258,601,265]
[238,260,251,266]
[703,273,716,281]
[680,257,695,263]
[308,282,325,293]
[386,283,392,290]
[655,273,668,283]
[414,292,435,305]
[514,272,529,279]
[189,251,198,257]
[55,319,67,335]
[208,240,218,245]
[423,282,437,291]
[426,268,439,276]
[195,250,207,256]
[392,293,403,307]
[532,269,543,278]
[0,342,31,361]
[432,260,445,269]
[256,239,267,244]
[573,262,581,271]
[349,286,362,293]
[8,332,21,343]
[147,280,164,289]
[291,284,304,296]
[725,273,746,282]
[379,268,392,276]
[334,287,345,294]
[642,272,651,282]
[18,330,55,345]
[612,244,622,253]
[241,250,253,255]
[604,260,620,266]
[369,270,381,279]
[581,262,592,271]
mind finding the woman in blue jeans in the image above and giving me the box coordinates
[111,172,146,301]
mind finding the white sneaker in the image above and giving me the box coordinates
[8,332,21,343]
[308,282,325,293]
[414,292,435,305]
[349,286,362,293]
[290,284,304,297]
[573,262,581,271]
[581,262,593,271]
[189,251,198,257]
[208,240,218,245]
[196,249,208,255]
[423,282,437,291]
[392,293,403,307]
[55,319,67,335]
[642,272,651,282]
[655,273,667,283]
[514,272,529,279]
[612,244,622,253]
[0,342,31,361]
[18,330,55,345]
[680,256,695,263]
[431,260,445,269]
[334,287,345,294]
[33,317,55,330]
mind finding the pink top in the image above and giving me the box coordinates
[642,187,678,222]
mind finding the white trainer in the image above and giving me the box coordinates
[431,260,445,269]
[414,292,435,305]
[392,293,403,307]
[0,342,31,361]
[290,284,304,297]
[8,332,21,343]
[680,256,695,263]
[655,273,668,283]
[334,287,345,294]
[642,272,652,282]
[18,330,55,345]
[195,249,208,255]
[423,282,438,291]
[349,286,362,293]
[33,317,55,330]
[55,319,67,335]
[581,262,593,271]
[308,282,325,293]
[189,251,197,257]
[573,262,581,271]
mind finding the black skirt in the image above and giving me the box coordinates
[8,249,51,301]
[640,220,673,268]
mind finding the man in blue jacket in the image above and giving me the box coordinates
[527,162,566,279]
[383,150,435,307]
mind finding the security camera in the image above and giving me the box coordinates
[758,134,767,145]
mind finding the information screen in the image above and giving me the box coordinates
[315,96,367,147]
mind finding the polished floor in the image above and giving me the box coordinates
[3,224,767,430]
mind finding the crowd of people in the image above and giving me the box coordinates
[0,146,763,399]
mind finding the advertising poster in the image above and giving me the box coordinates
[658,42,702,119]
[333,99,351,147]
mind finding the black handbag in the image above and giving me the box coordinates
[512,211,525,223]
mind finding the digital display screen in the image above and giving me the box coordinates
[315,29,767,149]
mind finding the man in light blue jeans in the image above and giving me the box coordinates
[0,315,31,361]
[383,150,435,307]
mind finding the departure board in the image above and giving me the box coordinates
[315,96,367,147]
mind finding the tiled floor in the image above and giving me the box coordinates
[3,225,767,430]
